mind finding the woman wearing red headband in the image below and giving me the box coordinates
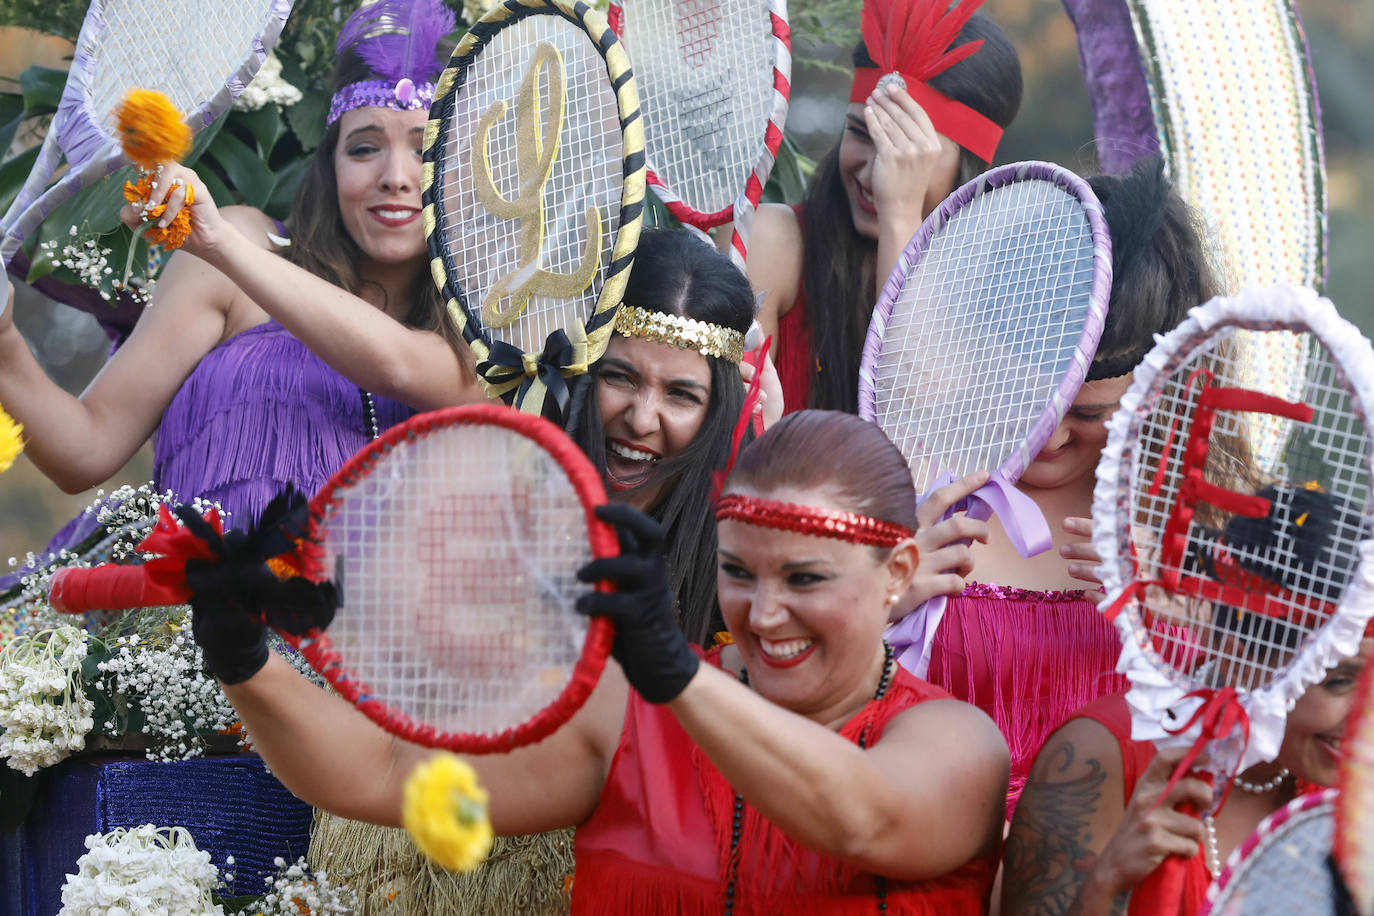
[191,410,1009,914]
[737,0,1022,413]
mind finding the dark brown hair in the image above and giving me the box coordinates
[284,50,463,356]
[723,409,918,533]
[799,12,1023,413]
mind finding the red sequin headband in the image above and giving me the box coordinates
[715,494,915,548]
[850,0,1003,163]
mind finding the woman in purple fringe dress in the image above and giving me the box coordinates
[0,0,482,530]
[922,159,1218,817]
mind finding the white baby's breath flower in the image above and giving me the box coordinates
[233,52,303,112]
[0,626,94,775]
[58,825,224,916]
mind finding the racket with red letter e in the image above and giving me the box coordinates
[1094,285,1374,911]
[607,0,790,268]
[48,405,619,753]
[859,161,1113,675]
[1198,790,1342,916]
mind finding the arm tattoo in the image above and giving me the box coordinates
[1003,739,1111,916]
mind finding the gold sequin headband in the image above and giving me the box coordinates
[613,305,746,364]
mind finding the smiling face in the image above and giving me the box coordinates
[595,333,712,508]
[333,107,428,273]
[715,484,918,724]
[1019,374,1134,491]
[1275,640,1372,787]
[836,103,961,241]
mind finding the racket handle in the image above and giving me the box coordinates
[47,565,188,614]
[1133,777,1213,914]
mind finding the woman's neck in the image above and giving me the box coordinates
[357,256,423,320]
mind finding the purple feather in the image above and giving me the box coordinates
[336,0,457,85]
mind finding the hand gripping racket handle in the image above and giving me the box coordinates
[47,564,189,614]
[1133,771,1214,915]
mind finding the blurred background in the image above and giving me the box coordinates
[0,0,1369,562]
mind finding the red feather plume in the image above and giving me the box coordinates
[860,0,987,81]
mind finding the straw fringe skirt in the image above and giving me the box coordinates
[309,810,575,914]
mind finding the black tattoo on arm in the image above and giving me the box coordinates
[1003,739,1114,916]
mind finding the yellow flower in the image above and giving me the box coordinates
[122,173,195,249]
[402,754,494,872]
[0,404,22,474]
[116,89,191,170]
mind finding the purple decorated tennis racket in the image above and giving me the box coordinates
[1199,790,1339,915]
[861,161,1112,673]
[0,0,292,275]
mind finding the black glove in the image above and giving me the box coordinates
[179,489,337,684]
[576,503,699,703]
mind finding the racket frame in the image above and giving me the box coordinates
[285,403,619,754]
[422,0,647,403]
[606,0,791,264]
[1198,788,1338,915]
[857,160,1113,488]
[0,0,293,266]
[1093,286,1374,776]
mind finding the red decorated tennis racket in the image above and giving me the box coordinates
[1198,789,1341,915]
[607,0,790,268]
[1094,285,1374,911]
[48,405,618,753]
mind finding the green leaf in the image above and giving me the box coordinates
[199,168,234,208]
[183,112,229,167]
[0,145,40,216]
[265,157,310,217]
[285,91,329,153]
[18,65,67,115]
[29,166,135,261]
[204,129,275,206]
[0,94,27,157]
[231,104,284,158]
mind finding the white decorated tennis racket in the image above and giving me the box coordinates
[1093,285,1374,908]
[607,0,790,269]
[0,0,292,274]
[860,161,1112,674]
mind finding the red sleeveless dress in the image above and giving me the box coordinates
[572,651,996,914]
[775,204,814,413]
[1069,693,1211,916]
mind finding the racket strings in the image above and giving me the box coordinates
[319,424,593,739]
[872,179,1096,488]
[1127,329,1371,694]
[1206,803,1338,914]
[619,0,776,217]
[87,0,280,130]
[439,13,624,354]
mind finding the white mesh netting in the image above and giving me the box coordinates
[316,422,593,739]
[439,13,624,354]
[871,178,1096,490]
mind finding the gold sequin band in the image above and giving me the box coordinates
[614,305,745,364]
[715,494,915,548]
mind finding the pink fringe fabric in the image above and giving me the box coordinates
[926,582,1127,818]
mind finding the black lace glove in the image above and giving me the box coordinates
[180,489,337,684]
[576,503,699,703]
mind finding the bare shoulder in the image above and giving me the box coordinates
[220,205,279,251]
[744,203,803,323]
[885,696,1008,767]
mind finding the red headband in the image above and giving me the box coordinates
[850,0,1003,163]
[715,493,916,549]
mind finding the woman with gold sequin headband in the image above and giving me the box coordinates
[567,230,780,647]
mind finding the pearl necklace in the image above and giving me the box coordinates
[1203,815,1221,876]
[1233,767,1289,794]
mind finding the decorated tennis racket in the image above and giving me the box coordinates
[1198,790,1340,916]
[606,0,790,268]
[423,0,646,421]
[0,0,292,273]
[1335,642,1374,914]
[48,405,618,753]
[1093,285,1374,909]
[860,161,1112,674]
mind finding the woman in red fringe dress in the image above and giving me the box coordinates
[191,410,1010,915]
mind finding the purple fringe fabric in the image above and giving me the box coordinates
[925,582,1127,819]
[1060,0,1160,174]
[153,319,413,525]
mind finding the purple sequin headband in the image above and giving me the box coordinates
[327,77,436,125]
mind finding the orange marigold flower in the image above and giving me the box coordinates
[116,89,191,170]
[123,173,195,249]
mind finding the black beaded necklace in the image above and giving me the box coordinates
[726,641,895,916]
[359,388,379,439]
